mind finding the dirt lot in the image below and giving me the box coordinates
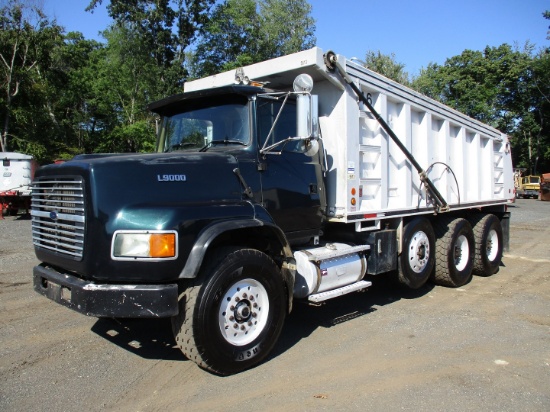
[1,199,549,411]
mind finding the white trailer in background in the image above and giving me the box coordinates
[1,152,35,217]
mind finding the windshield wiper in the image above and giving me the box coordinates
[200,139,246,152]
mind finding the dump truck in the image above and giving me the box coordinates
[31,48,514,375]
[1,152,35,217]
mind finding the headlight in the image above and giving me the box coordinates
[112,230,177,260]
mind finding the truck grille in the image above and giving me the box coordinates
[31,176,85,260]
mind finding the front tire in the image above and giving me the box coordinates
[432,217,475,287]
[397,217,435,289]
[171,248,286,375]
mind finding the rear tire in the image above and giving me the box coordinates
[468,214,503,276]
[397,217,435,289]
[171,248,286,375]
[431,217,474,287]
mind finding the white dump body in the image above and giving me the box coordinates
[185,47,514,224]
[1,152,35,195]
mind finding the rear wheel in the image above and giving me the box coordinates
[432,217,474,287]
[469,214,503,276]
[171,248,286,375]
[397,217,435,289]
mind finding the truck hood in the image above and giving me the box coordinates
[32,152,254,282]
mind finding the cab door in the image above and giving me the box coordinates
[256,97,324,243]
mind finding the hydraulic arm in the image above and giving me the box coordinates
[324,51,449,213]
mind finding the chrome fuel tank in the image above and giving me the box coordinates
[293,243,367,299]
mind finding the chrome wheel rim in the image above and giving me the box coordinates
[409,231,430,273]
[218,278,269,346]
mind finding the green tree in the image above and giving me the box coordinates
[0,0,68,160]
[412,42,549,174]
[87,0,214,93]
[192,0,315,77]
[363,50,410,86]
[259,0,316,59]
[83,0,216,153]
[513,49,550,174]
[192,0,259,76]
[412,44,533,130]
[56,32,106,158]
[89,24,159,152]
[1,0,43,152]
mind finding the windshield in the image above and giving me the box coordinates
[157,100,250,152]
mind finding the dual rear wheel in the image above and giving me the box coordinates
[398,214,503,289]
[431,217,475,287]
[469,214,503,276]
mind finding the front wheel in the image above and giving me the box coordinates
[171,248,286,375]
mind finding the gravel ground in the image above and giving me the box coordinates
[0,198,549,411]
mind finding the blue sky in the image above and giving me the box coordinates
[45,0,549,75]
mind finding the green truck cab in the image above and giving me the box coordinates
[32,83,322,374]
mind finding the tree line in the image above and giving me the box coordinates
[1,0,548,174]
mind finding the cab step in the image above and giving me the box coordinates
[308,280,372,303]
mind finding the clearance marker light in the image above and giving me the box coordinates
[351,187,357,205]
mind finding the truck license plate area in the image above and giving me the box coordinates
[60,286,72,302]
[41,277,72,302]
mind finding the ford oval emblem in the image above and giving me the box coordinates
[50,211,58,220]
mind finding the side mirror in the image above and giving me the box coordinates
[294,74,319,140]
[296,94,319,140]
[297,94,319,157]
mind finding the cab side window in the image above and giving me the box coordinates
[257,98,301,153]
